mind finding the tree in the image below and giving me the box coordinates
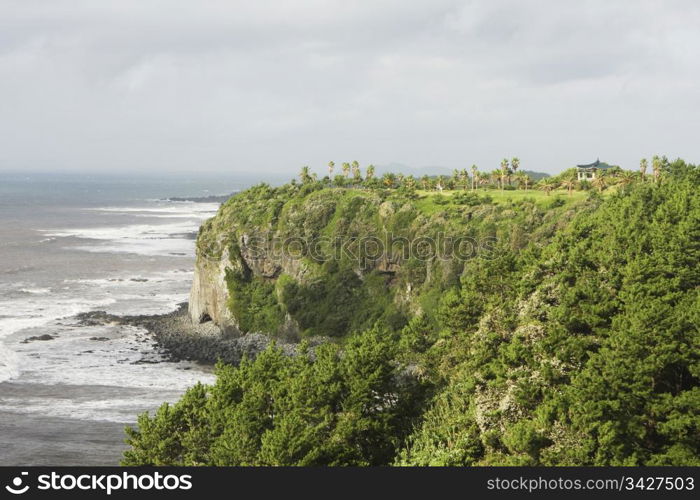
[652,155,662,183]
[560,177,577,196]
[333,175,346,188]
[459,168,469,190]
[490,170,501,190]
[639,158,648,180]
[342,162,351,178]
[511,157,520,185]
[451,169,460,188]
[351,161,360,178]
[299,166,312,184]
[328,161,335,178]
[515,171,532,190]
[618,170,636,191]
[500,158,510,190]
[352,162,362,183]
[366,165,376,180]
[592,173,607,193]
[420,175,431,190]
[382,173,396,188]
[124,326,426,466]
[538,178,557,196]
[470,164,478,191]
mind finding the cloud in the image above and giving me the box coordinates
[0,0,699,174]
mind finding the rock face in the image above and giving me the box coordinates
[189,246,237,335]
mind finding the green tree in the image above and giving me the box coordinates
[639,158,648,180]
[500,158,510,190]
[366,164,376,181]
[538,178,557,195]
[560,177,577,196]
[299,166,312,184]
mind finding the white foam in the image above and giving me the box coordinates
[89,203,219,216]
[18,287,51,295]
[0,295,118,383]
[1,198,218,417]
[40,201,217,257]
[7,321,215,421]
[0,346,19,383]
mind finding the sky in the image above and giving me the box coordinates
[1,0,699,176]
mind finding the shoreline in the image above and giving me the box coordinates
[75,303,297,367]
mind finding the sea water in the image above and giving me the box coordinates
[0,172,242,465]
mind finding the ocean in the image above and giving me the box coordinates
[0,172,242,465]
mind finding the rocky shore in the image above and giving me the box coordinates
[75,303,297,366]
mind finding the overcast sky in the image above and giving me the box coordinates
[1,0,699,175]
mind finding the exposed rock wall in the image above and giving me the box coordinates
[188,246,238,335]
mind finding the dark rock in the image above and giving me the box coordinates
[21,334,55,343]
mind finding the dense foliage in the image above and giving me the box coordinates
[123,329,426,465]
[197,177,579,339]
[126,160,699,466]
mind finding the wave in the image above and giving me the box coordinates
[88,203,219,216]
[0,347,19,384]
[0,295,117,383]
[40,221,200,257]
[39,201,217,257]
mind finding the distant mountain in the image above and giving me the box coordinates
[521,170,550,181]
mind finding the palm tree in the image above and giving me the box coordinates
[490,170,501,189]
[592,173,607,193]
[470,164,478,191]
[500,158,509,190]
[652,155,662,183]
[511,156,520,175]
[478,173,489,189]
[618,170,635,191]
[538,178,557,196]
[327,161,335,178]
[299,166,312,184]
[515,171,531,190]
[639,158,648,180]
[420,175,430,190]
[351,162,361,182]
[510,157,520,187]
[342,162,351,178]
[382,173,395,188]
[404,175,417,189]
[560,177,577,196]
[366,164,375,180]
[459,168,469,190]
[451,169,460,188]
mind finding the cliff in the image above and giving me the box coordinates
[189,245,236,334]
[188,182,582,340]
